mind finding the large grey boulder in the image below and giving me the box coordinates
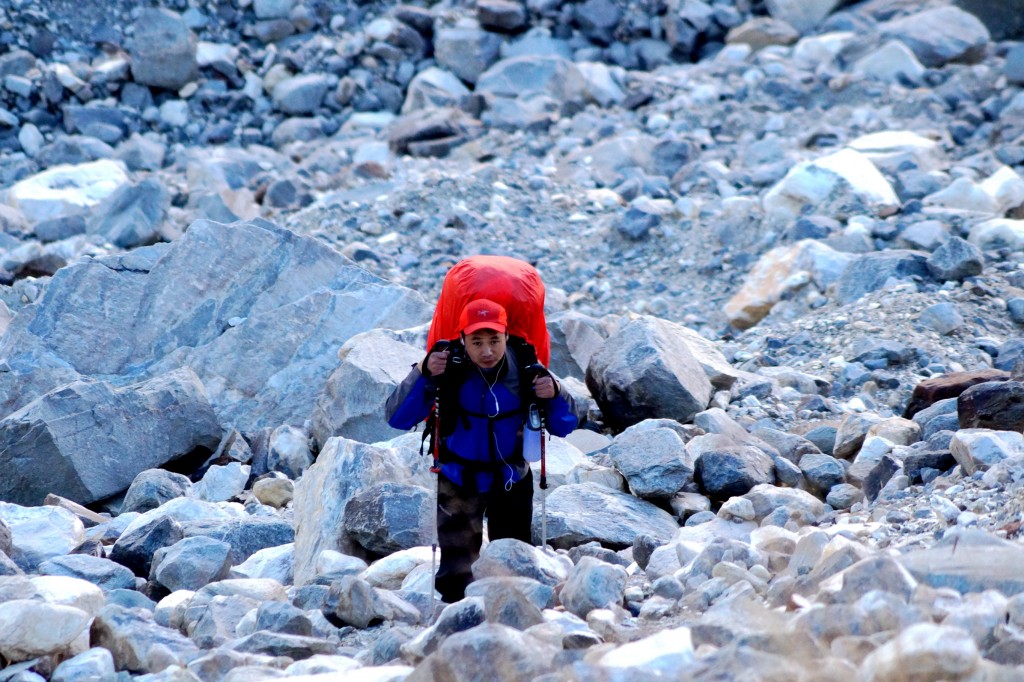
[955,0,1024,40]
[401,67,471,114]
[0,368,220,506]
[538,483,679,550]
[311,328,423,447]
[0,219,429,433]
[343,482,433,556]
[130,9,198,90]
[292,437,427,585]
[586,316,713,430]
[880,6,989,68]
[765,0,841,34]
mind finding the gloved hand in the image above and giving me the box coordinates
[420,340,451,379]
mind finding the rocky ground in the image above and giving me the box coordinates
[4,0,1024,680]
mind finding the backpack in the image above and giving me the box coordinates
[421,256,550,463]
[426,255,550,365]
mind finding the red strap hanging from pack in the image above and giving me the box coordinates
[426,255,550,366]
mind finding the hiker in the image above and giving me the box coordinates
[385,298,578,603]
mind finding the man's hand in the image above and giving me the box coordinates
[532,374,557,399]
[421,349,449,378]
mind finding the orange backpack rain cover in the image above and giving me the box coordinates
[426,255,550,366]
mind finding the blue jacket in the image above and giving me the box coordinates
[386,348,577,493]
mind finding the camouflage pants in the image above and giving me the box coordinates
[434,468,534,603]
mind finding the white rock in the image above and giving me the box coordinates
[763,148,898,221]
[599,625,695,673]
[847,130,944,174]
[286,667,413,682]
[254,0,295,20]
[191,462,250,503]
[30,575,105,618]
[925,177,997,213]
[154,590,195,630]
[530,437,587,490]
[231,543,294,584]
[968,218,1024,251]
[852,40,926,84]
[980,166,1024,215]
[859,623,978,681]
[17,123,44,157]
[577,61,625,107]
[3,159,130,223]
[950,430,1024,475]
[120,497,244,538]
[196,42,239,67]
[792,32,854,70]
[0,600,91,661]
[0,502,86,571]
[361,546,432,589]
[159,100,190,128]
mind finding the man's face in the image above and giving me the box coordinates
[463,329,508,369]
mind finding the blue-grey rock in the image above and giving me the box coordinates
[31,215,87,243]
[919,302,964,336]
[342,482,433,556]
[435,26,502,85]
[560,556,627,619]
[995,338,1024,372]
[121,470,193,515]
[926,236,983,281]
[693,439,776,500]
[255,601,312,636]
[180,516,294,565]
[110,515,184,577]
[799,453,845,496]
[0,219,429,434]
[0,368,220,506]
[607,426,693,499]
[151,535,233,592]
[93,604,200,672]
[130,9,198,90]
[86,178,168,249]
[954,0,1024,41]
[880,6,988,68]
[575,0,621,46]
[272,74,331,115]
[39,554,137,591]
[900,529,1024,595]
[477,0,529,33]
[849,338,914,368]
[1007,43,1024,85]
[617,207,661,241]
[538,483,679,550]
[585,316,714,430]
[835,250,931,305]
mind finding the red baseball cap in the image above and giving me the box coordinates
[459,299,508,335]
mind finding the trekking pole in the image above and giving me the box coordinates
[540,407,548,549]
[429,392,441,620]
[424,341,449,621]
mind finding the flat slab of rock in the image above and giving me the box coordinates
[903,369,1009,418]
[538,482,679,550]
[899,529,1024,595]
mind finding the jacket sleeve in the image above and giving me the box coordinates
[544,376,578,437]
[385,364,435,430]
